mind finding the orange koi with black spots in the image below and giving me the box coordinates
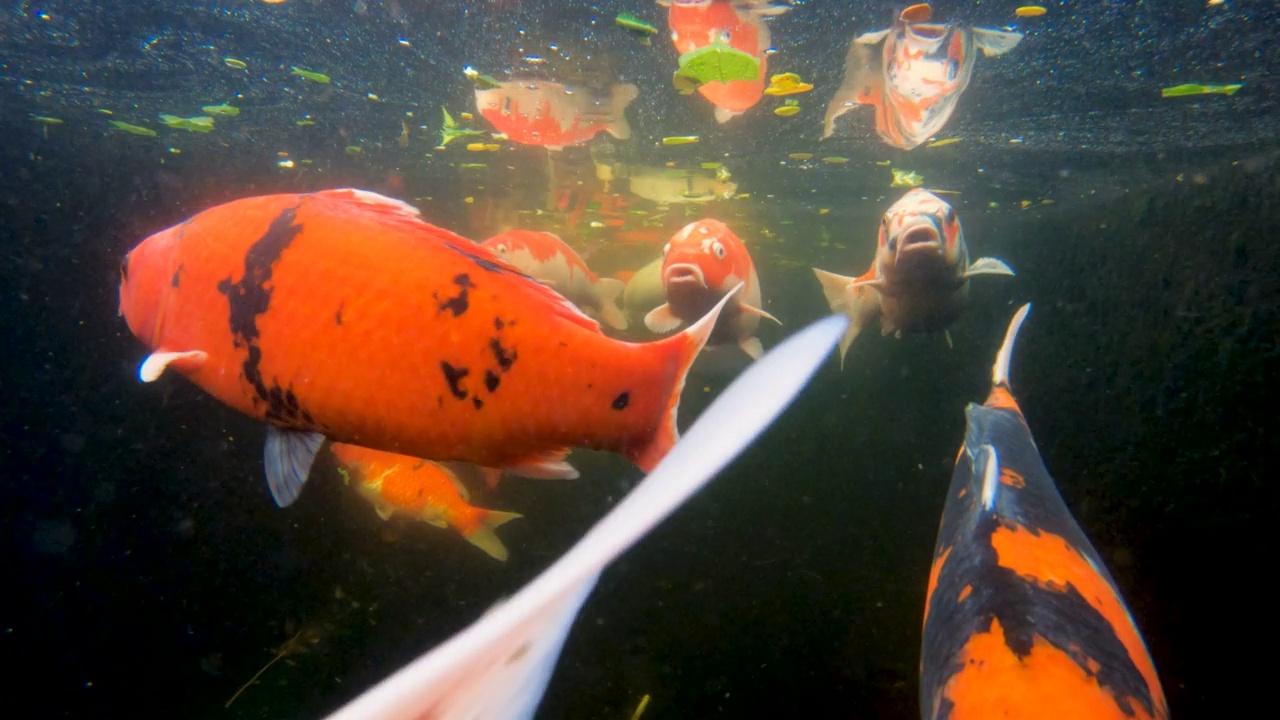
[118,189,729,507]
[921,304,1169,720]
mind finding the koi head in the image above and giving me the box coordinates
[117,224,181,349]
[876,188,968,279]
[481,229,556,261]
[660,219,751,299]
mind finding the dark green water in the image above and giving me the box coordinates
[2,1,1277,718]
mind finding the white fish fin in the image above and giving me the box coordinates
[317,189,424,220]
[507,448,579,480]
[263,426,325,508]
[606,84,640,140]
[319,313,848,720]
[374,503,397,522]
[714,106,744,124]
[594,277,629,331]
[812,268,880,369]
[965,257,1016,277]
[738,336,764,360]
[971,28,1025,57]
[823,36,883,139]
[992,303,1031,388]
[643,303,685,334]
[854,28,892,45]
[545,144,566,152]
[977,444,1000,511]
[740,303,782,326]
[138,350,207,382]
[464,510,522,562]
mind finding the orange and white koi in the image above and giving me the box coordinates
[822,3,1023,149]
[479,229,628,331]
[474,77,638,151]
[921,304,1169,719]
[645,219,779,360]
[118,189,732,507]
[660,0,790,123]
[812,188,1013,366]
[330,443,520,561]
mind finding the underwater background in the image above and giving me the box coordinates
[2,0,1277,717]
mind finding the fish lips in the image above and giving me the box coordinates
[890,222,943,263]
[663,262,707,289]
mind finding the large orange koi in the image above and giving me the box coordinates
[118,189,730,507]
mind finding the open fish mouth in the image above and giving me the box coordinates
[894,224,942,261]
[664,262,707,287]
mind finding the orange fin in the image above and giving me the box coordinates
[626,284,740,473]
[138,350,207,382]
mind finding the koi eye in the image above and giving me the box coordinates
[710,241,726,259]
[662,242,670,257]
[719,30,732,43]
[495,243,508,254]
[887,237,897,253]
[946,59,959,81]
[943,206,956,225]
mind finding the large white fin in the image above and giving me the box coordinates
[322,313,849,720]
[992,303,1031,388]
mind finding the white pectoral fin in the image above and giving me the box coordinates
[607,83,640,140]
[854,28,891,45]
[319,313,848,720]
[972,28,1025,57]
[593,277,629,331]
[966,257,1016,277]
[738,336,764,360]
[263,426,326,508]
[138,350,207,382]
[643,303,684,334]
[812,268,880,368]
[740,303,782,326]
[823,38,883,139]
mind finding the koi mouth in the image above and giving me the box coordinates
[894,225,941,261]
[664,263,706,288]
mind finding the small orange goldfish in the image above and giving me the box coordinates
[475,78,638,151]
[645,219,779,359]
[331,443,520,561]
[479,229,628,331]
[661,0,790,123]
[812,188,1014,366]
[119,189,731,507]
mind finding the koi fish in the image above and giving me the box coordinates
[660,0,790,123]
[330,443,520,561]
[921,304,1169,720]
[623,255,666,318]
[822,3,1023,149]
[118,189,733,508]
[645,219,779,360]
[479,229,628,331]
[320,313,848,720]
[474,77,639,151]
[812,188,1014,367]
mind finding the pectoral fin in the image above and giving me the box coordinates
[966,257,1015,277]
[824,37,884,139]
[739,336,764,360]
[644,303,685,334]
[740,303,782,326]
[263,426,326,508]
[138,350,207,382]
[812,267,882,369]
[972,28,1025,57]
[507,448,579,480]
[593,277,629,331]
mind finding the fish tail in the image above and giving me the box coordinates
[460,510,522,562]
[606,84,640,140]
[626,285,740,473]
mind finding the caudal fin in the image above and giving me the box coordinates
[462,510,523,562]
[626,284,741,472]
[594,277,629,331]
[812,268,880,369]
[606,84,640,140]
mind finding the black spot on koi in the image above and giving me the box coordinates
[489,337,516,371]
[611,392,630,411]
[435,273,476,318]
[441,361,470,400]
[170,264,183,288]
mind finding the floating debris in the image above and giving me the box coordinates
[490,132,508,141]
[463,66,502,90]
[616,12,658,46]
[662,135,700,145]
[97,109,113,115]
[399,119,411,148]
[460,112,474,121]
[1161,83,1242,98]
[459,163,488,169]
[822,156,850,165]
[875,160,891,166]
[291,66,331,84]
[1014,6,1047,18]
[201,103,240,117]
[295,119,316,126]
[788,153,813,160]
[701,162,723,170]
[630,694,652,720]
[345,145,362,155]
[278,159,296,169]
[32,116,63,125]
[764,72,814,96]
[439,106,485,147]
[109,120,157,137]
[890,168,924,187]
[159,114,215,133]
[673,39,761,92]
[819,208,830,215]
[465,143,500,152]
[774,98,800,117]
[925,137,960,148]
[223,57,247,70]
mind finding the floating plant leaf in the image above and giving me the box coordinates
[673,40,760,90]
